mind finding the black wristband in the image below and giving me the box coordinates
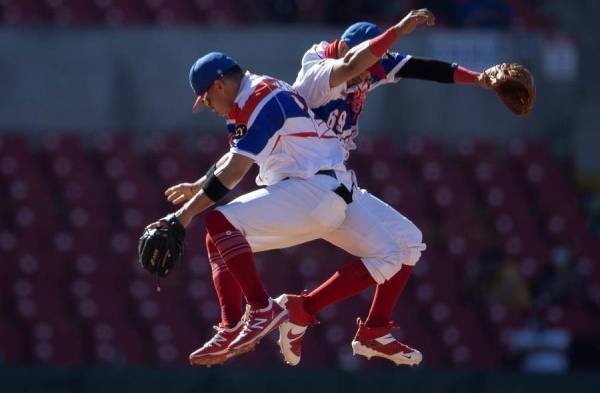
[202,173,229,202]
[205,163,217,178]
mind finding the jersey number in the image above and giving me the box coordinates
[326,109,347,133]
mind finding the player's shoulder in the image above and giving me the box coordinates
[236,73,279,106]
[301,41,333,66]
[231,73,293,125]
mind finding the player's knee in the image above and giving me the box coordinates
[391,224,425,267]
[204,209,235,235]
[402,226,426,267]
[403,222,423,245]
[361,252,404,284]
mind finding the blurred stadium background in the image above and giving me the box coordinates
[1,0,600,392]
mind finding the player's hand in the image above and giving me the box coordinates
[394,9,435,36]
[165,183,198,205]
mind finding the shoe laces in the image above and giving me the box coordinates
[206,326,228,347]
[241,307,262,334]
[240,304,251,322]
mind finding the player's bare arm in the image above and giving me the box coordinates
[165,152,232,205]
[174,153,254,227]
[329,9,435,88]
[149,152,253,230]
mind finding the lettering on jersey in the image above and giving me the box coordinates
[327,109,348,134]
[234,124,248,139]
[228,124,248,147]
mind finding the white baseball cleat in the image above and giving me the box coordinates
[275,293,318,366]
[351,318,423,366]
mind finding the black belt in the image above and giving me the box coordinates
[315,169,337,178]
[282,169,353,204]
[315,169,353,204]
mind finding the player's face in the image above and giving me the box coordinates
[203,79,233,117]
[338,41,371,87]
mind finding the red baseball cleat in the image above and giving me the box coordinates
[351,318,423,366]
[275,293,319,366]
[228,298,288,352]
[189,320,244,366]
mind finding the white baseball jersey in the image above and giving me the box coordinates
[217,70,422,282]
[227,71,345,186]
[293,41,411,158]
[291,42,427,281]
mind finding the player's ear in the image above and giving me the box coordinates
[214,79,225,92]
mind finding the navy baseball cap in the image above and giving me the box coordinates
[341,22,382,48]
[189,52,238,113]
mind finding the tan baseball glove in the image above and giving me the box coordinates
[478,63,536,116]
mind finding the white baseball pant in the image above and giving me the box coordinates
[217,173,347,252]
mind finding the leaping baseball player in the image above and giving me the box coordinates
[143,8,534,368]
[274,10,534,367]
[154,10,439,367]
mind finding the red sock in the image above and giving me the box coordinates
[303,259,376,315]
[206,233,243,327]
[205,210,269,309]
[365,264,413,328]
[453,65,480,84]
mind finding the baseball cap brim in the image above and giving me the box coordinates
[192,94,205,114]
[192,89,211,113]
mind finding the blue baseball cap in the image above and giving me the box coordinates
[341,22,382,48]
[189,52,238,113]
[340,22,387,79]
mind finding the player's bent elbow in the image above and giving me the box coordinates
[330,63,356,88]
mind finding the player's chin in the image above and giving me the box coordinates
[214,109,228,118]
[347,77,360,87]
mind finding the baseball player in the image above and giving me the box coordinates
[145,51,355,363]
[161,11,435,367]
[275,12,530,367]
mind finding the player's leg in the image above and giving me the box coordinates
[351,189,425,366]
[276,192,404,365]
[360,189,425,326]
[189,233,245,366]
[205,174,348,354]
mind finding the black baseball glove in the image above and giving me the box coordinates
[138,213,186,277]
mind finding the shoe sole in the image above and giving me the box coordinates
[189,342,257,367]
[351,341,423,367]
[190,353,228,366]
[274,294,301,366]
[277,322,301,366]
